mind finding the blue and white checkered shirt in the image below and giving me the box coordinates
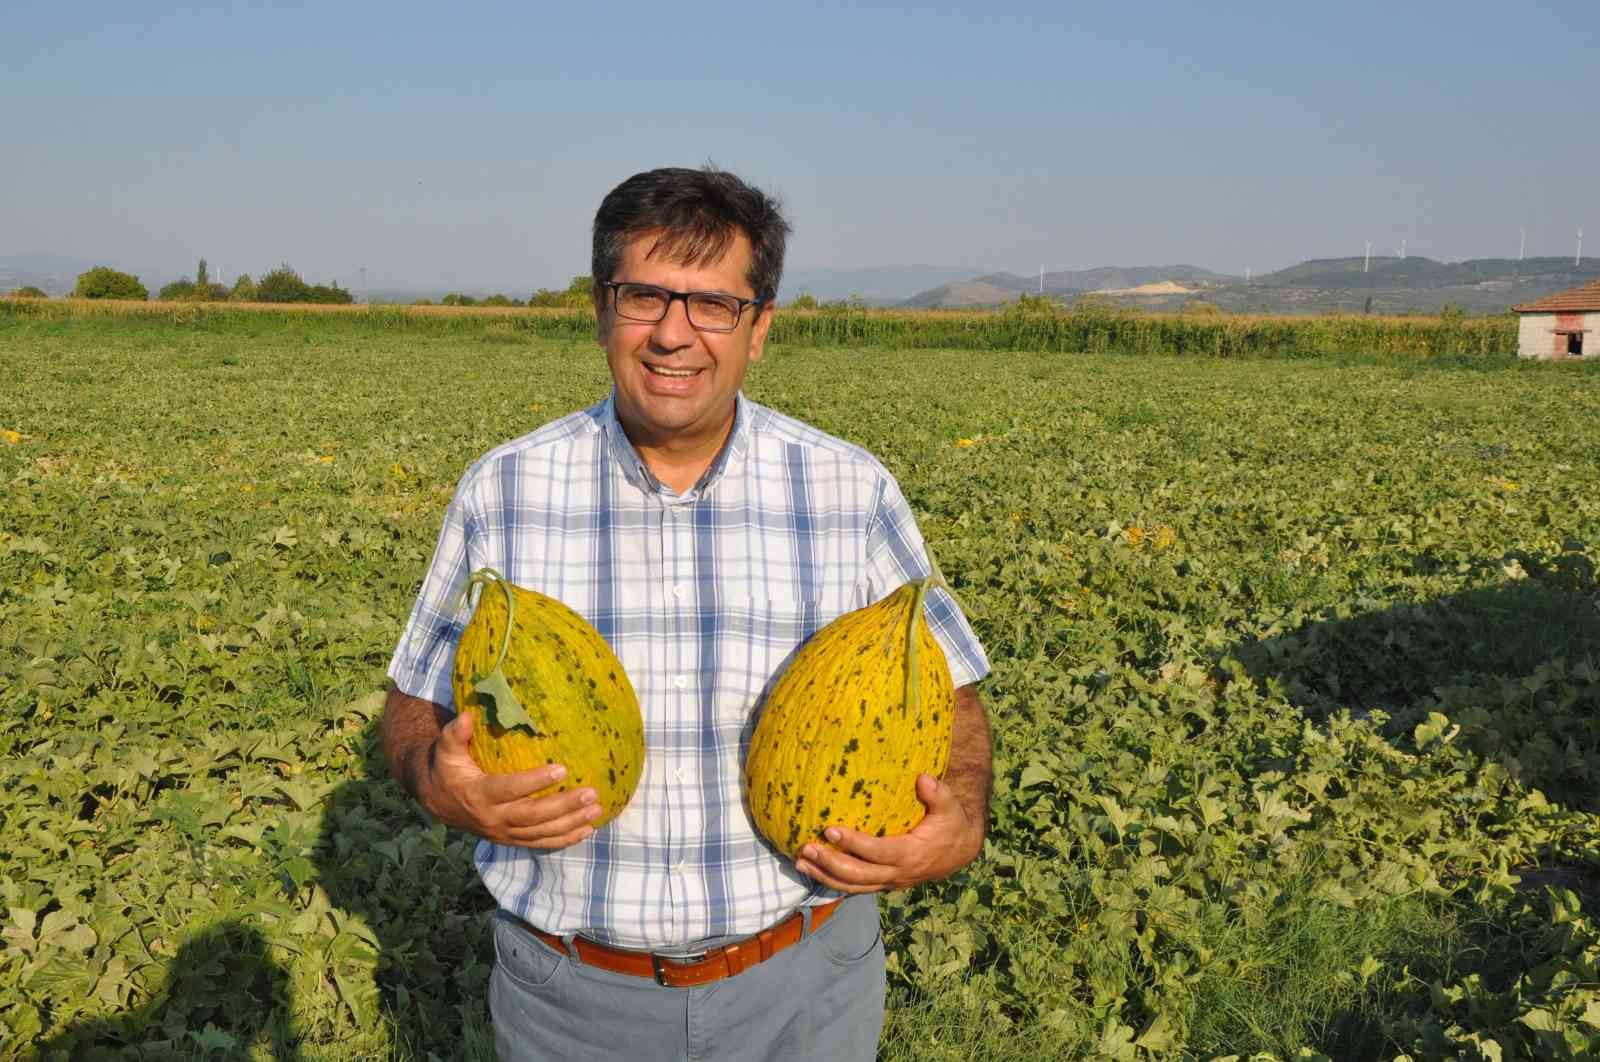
[387,391,989,950]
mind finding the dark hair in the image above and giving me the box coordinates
[592,166,790,305]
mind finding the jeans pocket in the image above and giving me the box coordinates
[493,913,569,990]
[817,898,884,967]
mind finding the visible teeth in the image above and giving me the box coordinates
[647,365,698,377]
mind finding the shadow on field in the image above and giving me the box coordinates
[1227,548,1600,812]
[312,719,496,1060]
[35,921,300,1061]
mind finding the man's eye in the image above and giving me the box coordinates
[693,298,737,320]
[623,290,666,310]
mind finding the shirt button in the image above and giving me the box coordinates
[672,583,687,600]
[673,674,689,689]
[675,767,689,783]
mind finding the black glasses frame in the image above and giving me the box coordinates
[600,281,765,333]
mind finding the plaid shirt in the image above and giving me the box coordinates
[387,392,989,950]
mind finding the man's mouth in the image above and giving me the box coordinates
[644,364,702,378]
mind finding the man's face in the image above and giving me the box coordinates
[596,230,773,448]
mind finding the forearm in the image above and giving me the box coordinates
[944,683,993,845]
[381,685,452,805]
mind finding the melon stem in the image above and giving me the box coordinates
[906,578,932,721]
[456,568,517,682]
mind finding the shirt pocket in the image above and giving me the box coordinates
[711,596,823,747]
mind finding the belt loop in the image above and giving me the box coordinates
[563,934,582,963]
[799,904,814,940]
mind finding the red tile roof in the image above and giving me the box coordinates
[1514,278,1600,313]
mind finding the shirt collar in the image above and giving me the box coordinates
[598,390,751,499]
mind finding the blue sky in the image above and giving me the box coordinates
[5,0,1594,292]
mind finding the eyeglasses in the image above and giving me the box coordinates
[600,281,765,333]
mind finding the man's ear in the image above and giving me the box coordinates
[592,288,608,347]
[747,302,776,363]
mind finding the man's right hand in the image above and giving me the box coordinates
[416,712,604,849]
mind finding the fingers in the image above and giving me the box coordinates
[500,786,599,831]
[502,807,600,848]
[476,762,571,804]
[915,773,955,812]
[795,831,914,894]
[436,711,474,751]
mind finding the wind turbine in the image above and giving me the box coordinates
[1364,241,1372,273]
[1578,229,1585,267]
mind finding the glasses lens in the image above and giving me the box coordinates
[687,294,740,331]
[615,284,669,321]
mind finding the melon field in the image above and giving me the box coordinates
[2,307,1598,1060]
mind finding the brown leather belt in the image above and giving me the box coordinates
[512,898,843,988]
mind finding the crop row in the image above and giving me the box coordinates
[1,295,1518,359]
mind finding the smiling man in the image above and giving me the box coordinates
[382,167,992,1061]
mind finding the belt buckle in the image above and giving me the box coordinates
[651,950,707,986]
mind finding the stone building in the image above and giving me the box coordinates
[1514,279,1600,360]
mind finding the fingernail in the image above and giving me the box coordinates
[824,828,841,843]
[550,765,567,781]
[578,789,596,804]
[801,845,816,860]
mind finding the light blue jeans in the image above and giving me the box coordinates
[489,895,887,1061]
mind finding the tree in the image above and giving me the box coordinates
[9,286,48,298]
[229,275,258,302]
[74,266,148,300]
[441,293,477,306]
[197,258,209,288]
[158,279,198,301]
[306,282,353,305]
[256,265,311,303]
[481,294,520,307]
[788,293,819,310]
[528,275,593,308]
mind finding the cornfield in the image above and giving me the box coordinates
[1,296,1517,358]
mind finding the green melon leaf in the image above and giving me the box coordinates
[474,667,541,734]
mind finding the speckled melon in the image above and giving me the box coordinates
[450,569,643,827]
[745,579,954,859]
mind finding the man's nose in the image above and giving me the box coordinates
[650,295,696,348]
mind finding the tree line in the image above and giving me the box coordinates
[9,261,355,304]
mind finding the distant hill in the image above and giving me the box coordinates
[904,265,1232,307]
[779,265,982,305]
[901,256,1600,314]
[1254,256,1597,290]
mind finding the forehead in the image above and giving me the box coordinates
[617,228,754,294]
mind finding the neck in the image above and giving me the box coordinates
[619,406,737,494]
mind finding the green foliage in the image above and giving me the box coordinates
[159,277,228,302]
[196,258,209,288]
[256,264,310,303]
[72,266,147,300]
[1006,293,1060,316]
[528,275,594,308]
[788,293,819,310]
[229,274,258,302]
[1,320,1596,1058]
[256,266,352,305]
[8,286,48,298]
[480,294,521,307]
[441,293,477,307]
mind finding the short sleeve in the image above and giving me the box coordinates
[861,474,990,689]
[386,475,479,711]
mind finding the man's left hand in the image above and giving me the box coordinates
[794,773,983,893]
